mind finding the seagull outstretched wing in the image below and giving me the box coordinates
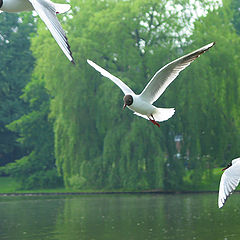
[87,59,134,95]
[29,0,74,63]
[140,42,215,104]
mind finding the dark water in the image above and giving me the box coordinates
[0,193,239,240]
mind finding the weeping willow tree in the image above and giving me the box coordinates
[30,0,240,190]
[30,0,201,190]
[164,0,240,189]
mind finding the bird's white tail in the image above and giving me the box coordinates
[134,107,175,122]
[54,3,71,14]
[153,107,175,122]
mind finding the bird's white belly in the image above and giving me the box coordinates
[1,0,34,12]
[128,96,155,116]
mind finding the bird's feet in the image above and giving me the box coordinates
[149,118,160,127]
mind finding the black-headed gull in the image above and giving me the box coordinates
[0,0,74,64]
[218,158,240,208]
[87,42,215,127]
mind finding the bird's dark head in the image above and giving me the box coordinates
[222,162,232,171]
[0,0,2,8]
[123,95,133,109]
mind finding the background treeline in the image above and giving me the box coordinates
[1,0,240,191]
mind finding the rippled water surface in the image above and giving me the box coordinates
[0,193,239,240]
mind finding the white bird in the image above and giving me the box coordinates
[0,0,74,64]
[87,42,215,127]
[218,158,240,208]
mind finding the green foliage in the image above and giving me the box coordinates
[183,168,222,191]
[4,151,62,189]
[0,177,21,193]
[3,15,62,188]
[3,0,240,191]
[0,12,35,167]
[190,2,240,162]
[6,77,63,189]
[68,175,87,190]
[0,13,63,189]
[163,0,240,189]
[31,0,199,190]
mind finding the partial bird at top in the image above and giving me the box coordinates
[218,158,240,208]
[87,42,215,127]
[0,0,75,64]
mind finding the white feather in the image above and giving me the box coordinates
[28,0,74,63]
[218,158,240,208]
[140,42,215,104]
[87,59,134,95]
[134,108,175,122]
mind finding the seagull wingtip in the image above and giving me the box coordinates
[87,59,95,67]
[206,42,215,48]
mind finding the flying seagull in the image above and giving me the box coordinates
[218,158,240,208]
[87,42,215,127]
[0,0,74,64]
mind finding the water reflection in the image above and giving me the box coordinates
[0,196,65,240]
[0,193,239,240]
[55,195,165,240]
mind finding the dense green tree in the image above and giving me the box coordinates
[164,0,240,189]
[0,12,62,189]
[31,0,218,190]
[0,13,35,167]
[6,76,63,189]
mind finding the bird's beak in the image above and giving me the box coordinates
[123,104,126,109]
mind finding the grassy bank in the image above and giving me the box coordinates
[0,170,224,194]
[0,177,21,193]
[0,177,150,194]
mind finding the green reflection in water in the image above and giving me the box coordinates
[0,194,240,240]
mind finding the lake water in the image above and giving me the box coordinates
[0,193,239,240]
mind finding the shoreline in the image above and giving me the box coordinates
[0,190,221,197]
